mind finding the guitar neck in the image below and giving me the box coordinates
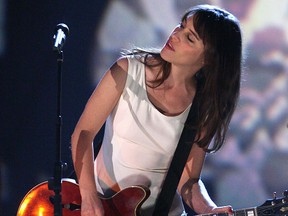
[196,207,258,216]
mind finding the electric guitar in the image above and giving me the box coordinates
[16,178,150,216]
[195,191,288,216]
[17,178,288,216]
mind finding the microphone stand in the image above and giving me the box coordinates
[48,29,68,216]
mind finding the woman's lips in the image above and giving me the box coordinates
[165,40,175,51]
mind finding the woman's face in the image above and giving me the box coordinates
[160,15,205,72]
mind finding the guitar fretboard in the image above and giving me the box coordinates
[196,207,257,216]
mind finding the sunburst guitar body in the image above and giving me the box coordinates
[17,178,150,216]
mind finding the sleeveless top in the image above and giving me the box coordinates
[94,55,191,215]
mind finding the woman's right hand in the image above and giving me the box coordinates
[80,192,105,216]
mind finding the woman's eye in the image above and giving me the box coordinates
[178,22,194,43]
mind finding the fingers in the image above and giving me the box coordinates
[212,205,234,214]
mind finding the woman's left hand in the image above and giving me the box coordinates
[211,205,234,215]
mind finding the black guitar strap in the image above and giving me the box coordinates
[152,84,201,216]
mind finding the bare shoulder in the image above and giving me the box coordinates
[111,56,128,74]
[117,56,128,68]
[105,57,128,86]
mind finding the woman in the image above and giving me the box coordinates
[71,4,242,216]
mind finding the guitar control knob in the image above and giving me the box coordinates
[271,192,277,206]
[283,190,288,198]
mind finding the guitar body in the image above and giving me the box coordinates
[99,185,150,216]
[17,178,150,216]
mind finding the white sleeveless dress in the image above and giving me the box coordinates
[95,55,191,215]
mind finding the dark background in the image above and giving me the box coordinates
[1,1,109,215]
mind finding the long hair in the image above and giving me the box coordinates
[125,4,243,152]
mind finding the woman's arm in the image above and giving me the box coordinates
[178,144,233,214]
[70,57,128,216]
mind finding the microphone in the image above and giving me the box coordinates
[53,23,69,52]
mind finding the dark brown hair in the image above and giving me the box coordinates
[125,4,243,152]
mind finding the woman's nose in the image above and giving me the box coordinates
[171,29,180,42]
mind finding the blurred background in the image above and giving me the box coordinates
[1,0,287,215]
